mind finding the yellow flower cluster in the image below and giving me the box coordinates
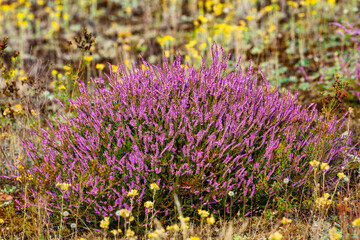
[320,162,330,170]
[117,208,130,218]
[127,189,139,197]
[189,237,200,240]
[329,227,341,240]
[148,229,165,239]
[309,160,320,168]
[144,201,154,208]
[287,0,299,7]
[178,216,190,222]
[206,215,215,224]
[0,3,18,12]
[56,182,72,191]
[166,224,180,231]
[110,229,122,235]
[112,65,118,73]
[150,183,159,191]
[157,35,175,46]
[198,209,210,218]
[2,108,11,116]
[315,193,332,208]
[99,217,110,229]
[16,173,33,182]
[337,172,345,179]
[281,217,292,224]
[214,23,233,38]
[96,63,105,71]
[125,229,135,237]
[269,231,283,240]
[84,56,93,62]
[303,0,317,5]
[353,217,360,227]
[13,104,24,114]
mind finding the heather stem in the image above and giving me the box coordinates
[58,192,65,240]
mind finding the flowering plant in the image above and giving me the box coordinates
[11,44,355,231]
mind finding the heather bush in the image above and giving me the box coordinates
[11,45,355,234]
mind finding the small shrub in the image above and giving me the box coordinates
[12,45,355,235]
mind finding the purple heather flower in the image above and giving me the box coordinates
[14,44,355,231]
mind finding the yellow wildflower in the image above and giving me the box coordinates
[268,24,276,34]
[198,15,208,24]
[198,209,210,218]
[309,160,320,168]
[126,229,135,237]
[112,65,118,73]
[118,209,130,218]
[352,217,360,227]
[63,65,71,71]
[206,215,215,224]
[304,0,317,5]
[148,229,164,239]
[167,224,180,231]
[55,5,63,11]
[84,56,93,62]
[0,219,4,224]
[100,217,110,229]
[157,35,175,46]
[328,0,336,5]
[150,183,159,191]
[3,108,11,116]
[298,12,306,18]
[264,5,273,12]
[329,227,341,240]
[337,173,345,179]
[58,85,66,90]
[178,216,190,222]
[17,12,25,20]
[144,201,154,208]
[51,21,60,31]
[190,237,200,240]
[246,15,253,21]
[96,63,105,70]
[199,43,207,50]
[110,229,119,235]
[56,182,71,191]
[1,4,12,12]
[127,189,139,197]
[12,105,24,114]
[162,35,175,42]
[320,162,330,170]
[316,194,332,208]
[281,217,292,224]
[269,231,283,240]
[148,232,159,238]
[287,1,299,7]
